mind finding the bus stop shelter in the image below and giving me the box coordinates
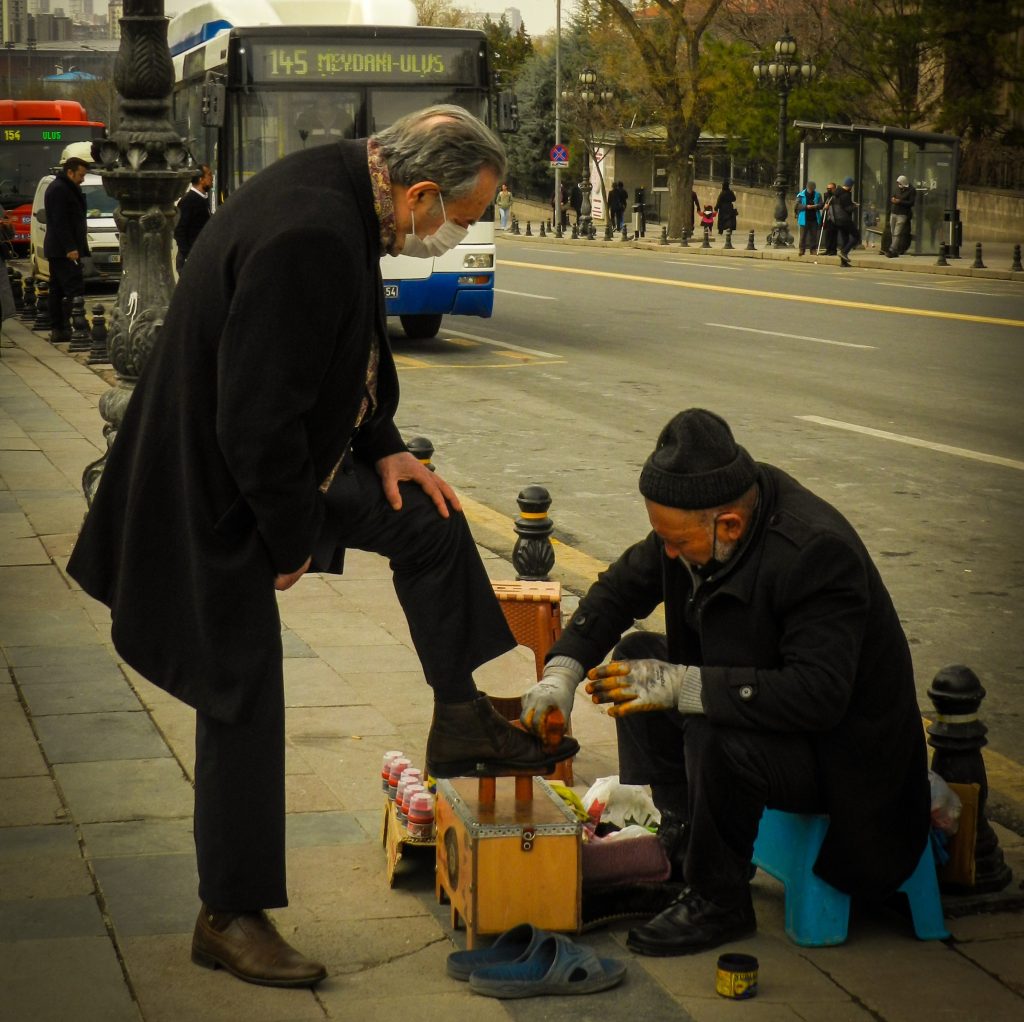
[795,121,961,256]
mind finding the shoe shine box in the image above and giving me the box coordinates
[435,776,582,948]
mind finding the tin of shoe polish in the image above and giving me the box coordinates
[715,952,758,999]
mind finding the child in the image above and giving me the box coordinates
[699,205,716,232]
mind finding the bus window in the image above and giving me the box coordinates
[367,89,487,134]
[294,94,361,144]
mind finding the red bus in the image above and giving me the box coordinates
[0,100,105,250]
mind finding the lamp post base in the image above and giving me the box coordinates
[767,222,794,248]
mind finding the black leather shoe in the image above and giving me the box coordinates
[191,906,327,987]
[626,886,756,957]
[656,810,689,882]
[426,692,578,777]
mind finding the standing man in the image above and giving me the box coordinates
[819,182,839,256]
[833,176,860,267]
[885,174,917,258]
[795,180,822,256]
[68,105,575,990]
[521,409,930,956]
[174,164,213,271]
[43,155,90,344]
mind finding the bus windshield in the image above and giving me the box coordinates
[233,88,487,185]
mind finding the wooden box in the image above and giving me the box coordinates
[435,777,581,948]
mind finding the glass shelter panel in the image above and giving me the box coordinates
[860,137,889,245]
[915,147,955,253]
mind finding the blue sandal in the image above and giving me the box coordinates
[468,932,627,998]
[446,923,548,981]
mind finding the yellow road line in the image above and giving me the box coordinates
[501,259,1024,329]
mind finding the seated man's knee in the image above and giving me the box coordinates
[612,631,668,662]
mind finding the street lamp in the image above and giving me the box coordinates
[562,68,613,239]
[753,27,816,248]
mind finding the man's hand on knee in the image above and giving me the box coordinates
[520,657,584,746]
[586,659,704,717]
[375,451,462,518]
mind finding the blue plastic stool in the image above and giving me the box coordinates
[752,809,950,947]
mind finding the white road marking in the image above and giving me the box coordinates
[705,322,876,350]
[659,260,746,271]
[797,416,1024,471]
[441,329,558,358]
[876,282,1003,297]
[495,288,558,301]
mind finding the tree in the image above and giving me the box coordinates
[597,0,729,238]
[412,0,473,27]
[503,47,558,198]
[483,14,534,89]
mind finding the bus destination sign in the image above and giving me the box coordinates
[1,127,65,143]
[248,43,479,85]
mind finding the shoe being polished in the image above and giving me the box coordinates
[426,692,578,778]
[191,905,327,988]
[626,885,756,957]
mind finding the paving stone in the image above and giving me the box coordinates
[0,697,47,777]
[283,657,360,707]
[14,490,90,537]
[34,710,170,763]
[324,991,513,1022]
[287,704,398,741]
[19,676,141,715]
[0,775,64,826]
[0,823,92,899]
[0,449,69,489]
[285,811,369,849]
[0,894,105,940]
[81,818,195,859]
[285,770,346,814]
[318,643,422,675]
[1,936,140,1022]
[954,935,1024,995]
[53,758,193,823]
[92,853,199,937]
[281,627,316,658]
[3,644,116,669]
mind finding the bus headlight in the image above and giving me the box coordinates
[462,253,494,268]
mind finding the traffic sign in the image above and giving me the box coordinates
[549,143,569,167]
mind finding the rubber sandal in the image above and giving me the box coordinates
[468,932,627,999]
[446,922,549,981]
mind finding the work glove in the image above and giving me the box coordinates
[520,656,584,748]
[585,659,704,717]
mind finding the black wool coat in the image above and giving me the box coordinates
[67,141,406,723]
[43,172,89,259]
[549,465,930,898]
[173,187,212,261]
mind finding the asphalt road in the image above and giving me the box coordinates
[389,239,1024,765]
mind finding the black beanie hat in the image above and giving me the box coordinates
[639,409,757,510]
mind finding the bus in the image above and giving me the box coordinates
[168,0,507,340]
[0,100,106,252]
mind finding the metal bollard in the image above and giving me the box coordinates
[512,485,555,581]
[19,277,36,321]
[525,221,532,236]
[680,228,689,248]
[927,665,1013,894]
[539,221,546,238]
[8,267,23,310]
[511,215,520,235]
[406,436,435,472]
[660,226,668,246]
[68,295,92,352]
[33,281,53,332]
[936,242,949,267]
[604,221,613,241]
[571,222,578,240]
[724,229,734,250]
[972,242,986,269]
[555,220,563,239]
[1011,244,1022,272]
[701,227,711,249]
[87,303,110,366]
[746,230,756,251]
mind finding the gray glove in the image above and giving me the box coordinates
[520,656,584,739]
[586,658,704,717]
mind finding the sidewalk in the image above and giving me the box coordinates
[2,317,1023,1022]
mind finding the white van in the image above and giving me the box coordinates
[29,166,122,285]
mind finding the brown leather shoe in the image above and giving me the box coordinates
[191,906,327,988]
[426,692,578,778]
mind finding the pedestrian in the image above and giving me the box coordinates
[521,408,930,957]
[67,104,576,991]
[713,179,737,234]
[699,204,716,233]
[795,180,822,256]
[495,181,513,230]
[174,163,213,271]
[569,181,583,225]
[833,176,861,267]
[42,155,90,344]
[885,174,917,258]
[691,189,701,232]
[819,182,838,255]
[0,210,16,328]
[609,180,627,233]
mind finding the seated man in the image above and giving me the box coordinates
[522,408,930,956]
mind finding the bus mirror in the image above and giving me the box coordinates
[496,90,519,133]
[202,83,227,128]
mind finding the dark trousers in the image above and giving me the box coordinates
[821,221,838,255]
[612,633,825,903]
[839,224,861,258]
[48,256,84,335]
[798,223,820,253]
[194,459,516,911]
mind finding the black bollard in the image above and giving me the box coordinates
[512,485,555,582]
[680,228,689,248]
[68,295,92,352]
[525,221,532,236]
[19,277,36,321]
[724,229,734,250]
[936,242,949,267]
[604,221,612,241]
[1011,244,1022,272]
[33,281,53,333]
[571,222,578,240]
[9,267,23,310]
[701,227,711,249]
[539,221,546,238]
[87,304,110,365]
[927,665,1013,894]
[972,242,986,269]
[555,221,563,239]
[746,230,756,251]
[511,215,520,235]
[406,436,435,472]
[658,226,666,246]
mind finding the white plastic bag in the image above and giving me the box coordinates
[582,775,660,830]
[929,769,962,836]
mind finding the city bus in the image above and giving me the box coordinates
[168,0,505,340]
[0,99,105,252]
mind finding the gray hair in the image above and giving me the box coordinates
[372,104,507,200]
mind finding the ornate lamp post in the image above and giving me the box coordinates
[83,0,191,501]
[753,28,816,248]
[562,68,613,240]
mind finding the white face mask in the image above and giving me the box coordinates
[402,192,469,258]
